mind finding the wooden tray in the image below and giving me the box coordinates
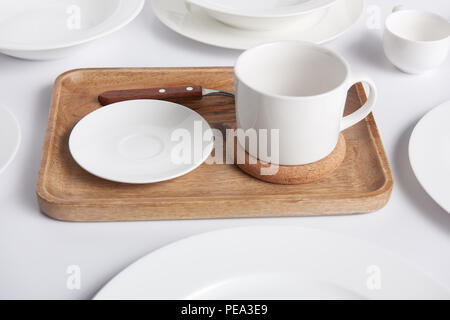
[37,67,393,221]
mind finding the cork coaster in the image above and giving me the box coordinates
[235,134,346,185]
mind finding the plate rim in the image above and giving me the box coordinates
[0,0,145,51]
[93,225,450,299]
[185,0,337,17]
[151,0,364,50]
[0,105,21,175]
[408,100,450,213]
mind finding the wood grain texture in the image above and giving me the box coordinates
[98,85,203,105]
[236,134,346,185]
[36,67,394,222]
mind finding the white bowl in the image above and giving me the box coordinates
[383,7,450,74]
[185,0,337,31]
[0,0,145,60]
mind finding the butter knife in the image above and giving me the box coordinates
[98,85,234,106]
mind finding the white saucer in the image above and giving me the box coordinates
[151,0,363,49]
[69,100,213,184]
[409,100,450,213]
[0,0,145,60]
[0,105,21,175]
[94,226,449,299]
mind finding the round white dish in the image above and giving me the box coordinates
[383,6,450,74]
[0,0,145,60]
[69,100,214,184]
[94,226,449,299]
[185,0,336,31]
[151,0,363,49]
[0,105,21,175]
[409,100,450,213]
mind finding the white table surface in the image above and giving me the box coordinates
[0,0,449,299]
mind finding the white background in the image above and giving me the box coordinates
[0,0,449,299]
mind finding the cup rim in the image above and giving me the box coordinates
[385,9,450,44]
[234,40,350,100]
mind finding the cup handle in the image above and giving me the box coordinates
[340,74,377,131]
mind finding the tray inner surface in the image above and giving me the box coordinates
[37,67,393,220]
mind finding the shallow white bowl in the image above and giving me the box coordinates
[0,0,145,60]
[69,100,213,184]
[186,0,336,31]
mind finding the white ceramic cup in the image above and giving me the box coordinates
[234,41,377,166]
[383,6,450,74]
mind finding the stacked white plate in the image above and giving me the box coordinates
[151,0,364,49]
[0,0,145,60]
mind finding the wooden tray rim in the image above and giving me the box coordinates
[36,67,393,210]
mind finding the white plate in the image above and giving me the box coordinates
[69,100,213,184]
[151,0,363,49]
[0,105,21,175]
[94,226,449,299]
[0,0,145,60]
[186,0,337,31]
[409,101,450,213]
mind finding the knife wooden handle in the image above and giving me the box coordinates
[98,85,203,105]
